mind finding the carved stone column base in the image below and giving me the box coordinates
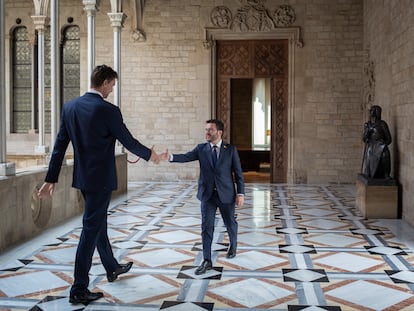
[0,162,16,176]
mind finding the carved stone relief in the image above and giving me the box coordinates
[210,0,296,31]
[130,0,146,41]
[362,49,375,112]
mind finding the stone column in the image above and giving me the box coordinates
[32,15,49,154]
[108,12,126,153]
[108,12,126,108]
[83,0,98,89]
[30,44,37,132]
[50,0,60,145]
[0,0,16,175]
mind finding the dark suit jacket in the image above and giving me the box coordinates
[45,92,151,192]
[172,142,244,204]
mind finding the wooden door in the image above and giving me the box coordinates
[216,39,288,183]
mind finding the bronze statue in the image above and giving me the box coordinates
[362,105,392,179]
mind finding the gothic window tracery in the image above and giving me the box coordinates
[61,25,80,105]
[12,26,32,133]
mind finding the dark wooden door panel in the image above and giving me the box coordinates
[216,40,288,183]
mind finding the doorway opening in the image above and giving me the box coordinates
[231,78,271,183]
[215,39,289,183]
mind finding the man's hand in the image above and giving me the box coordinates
[159,149,170,162]
[38,182,55,198]
[150,146,161,164]
[235,195,244,208]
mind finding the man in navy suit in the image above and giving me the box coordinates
[38,65,163,304]
[162,119,245,275]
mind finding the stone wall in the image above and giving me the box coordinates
[363,0,414,225]
[103,0,364,183]
[4,0,365,185]
[0,153,127,251]
[295,0,364,183]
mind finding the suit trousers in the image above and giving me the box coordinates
[70,190,119,294]
[200,191,238,261]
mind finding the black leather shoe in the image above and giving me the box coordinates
[226,247,236,258]
[195,260,212,275]
[107,261,133,282]
[69,289,104,304]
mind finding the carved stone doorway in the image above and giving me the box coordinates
[215,39,288,183]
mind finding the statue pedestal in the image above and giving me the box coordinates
[355,174,399,219]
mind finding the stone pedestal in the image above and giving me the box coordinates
[355,174,399,219]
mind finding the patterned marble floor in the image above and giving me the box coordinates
[1,182,414,310]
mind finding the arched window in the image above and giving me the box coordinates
[61,25,80,104]
[12,26,32,133]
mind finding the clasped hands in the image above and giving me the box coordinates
[150,146,170,164]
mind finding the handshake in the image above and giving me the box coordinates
[149,147,170,164]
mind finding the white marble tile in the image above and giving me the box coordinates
[37,246,76,263]
[150,230,199,244]
[120,205,158,213]
[327,280,412,310]
[222,250,286,270]
[130,249,192,267]
[296,208,337,217]
[314,252,383,272]
[238,231,282,245]
[389,270,414,283]
[36,297,79,311]
[306,233,362,247]
[133,197,168,203]
[284,269,326,282]
[209,278,292,308]
[161,302,209,311]
[98,275,177,303]
[0,271,69,296]
[108,215,143,226]
[164,216,201,227]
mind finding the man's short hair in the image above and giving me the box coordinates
[206,119,224,132]
[90,65,118,88]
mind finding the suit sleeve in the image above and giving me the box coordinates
[232,146,245,195]
[45,114,71,183]
[171,145,200,163]
[107,106,152,161]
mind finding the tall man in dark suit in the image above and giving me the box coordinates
[38,65,163,304]
[162,119,245,275]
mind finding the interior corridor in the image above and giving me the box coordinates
[1,181,414,310]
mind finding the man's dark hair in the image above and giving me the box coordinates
[206,119,224,132]
[90,65,118,88]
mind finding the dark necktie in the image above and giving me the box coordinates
[212,145,218,167]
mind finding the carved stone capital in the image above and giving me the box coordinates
[83,0,99,16]
[31,15,49,32]
[108,12,127,28]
